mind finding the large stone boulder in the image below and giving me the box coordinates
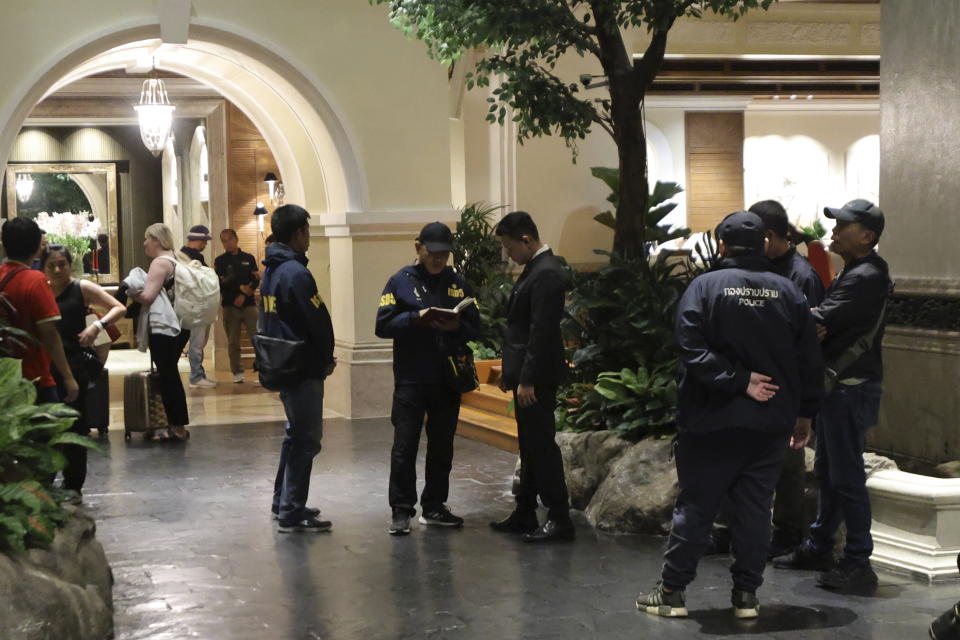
[0,509,113,640]
[555,431,633,509]
[583,437,678,535]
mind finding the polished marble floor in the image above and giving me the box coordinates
[80,405,959,640]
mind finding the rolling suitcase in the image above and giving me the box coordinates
[123,368,169,441]
[86,367,110,435]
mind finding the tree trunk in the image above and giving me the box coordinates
[612,98,648,259]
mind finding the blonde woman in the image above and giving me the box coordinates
[128,223,191,441]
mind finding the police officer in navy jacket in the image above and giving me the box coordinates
[637,211,822,619]
[375,222,480,536]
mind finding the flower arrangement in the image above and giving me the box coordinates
[34,212,100,270]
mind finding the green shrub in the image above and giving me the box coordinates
[0,356,102,553]
[453,202,512,354]
[557,367,677,438]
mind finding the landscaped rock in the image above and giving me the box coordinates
[934,460,960,478]
[555,431,633,509]
[582,437,677,535]
[0,509,113,640]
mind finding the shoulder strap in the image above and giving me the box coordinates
[0,265,27,293]
[826,299,887,381]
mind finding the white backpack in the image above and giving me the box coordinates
[160,255,220,330]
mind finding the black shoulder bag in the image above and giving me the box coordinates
[823,299,887,395]
[251,273,307,391]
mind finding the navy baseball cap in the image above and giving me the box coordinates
[716,211,766,252]
[187,225,212,241]
[823,199,884,235]
[417,222,454,253]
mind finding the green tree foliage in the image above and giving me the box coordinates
[371,0,774,257]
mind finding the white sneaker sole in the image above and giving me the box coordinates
[640,604,688,618]
[733,606,759,619]
[418,516,463,527]
[388,527,411,536]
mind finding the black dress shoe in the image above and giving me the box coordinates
[489,511,539,534]
[523,519,575,542]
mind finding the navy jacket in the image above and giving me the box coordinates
[259,243,335,380]
[771,246,825,306]
[675,254,823,436]
[813,251,891,382]
[501,249,568,389]
[375,263,480,385]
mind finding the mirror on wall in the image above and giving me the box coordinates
[5,162,120,283]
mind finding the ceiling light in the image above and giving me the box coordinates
[15,173,33,202]
[134,70,176,157]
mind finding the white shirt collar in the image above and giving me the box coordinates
[532,244,550,259]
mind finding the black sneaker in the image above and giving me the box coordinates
[272,507,320,521]
[419,505,464,528]
[277,515,332,533]
[930,602,960,640]
[767,530,802,560]
[636,582,688,618]
[773,540,834,571]
[816,558,878,591]
[732,589,760,619]
[389,509,412,536]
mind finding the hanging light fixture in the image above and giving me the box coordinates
[15,173,34,202]
[134,68,176,157]
[253,201,269,232]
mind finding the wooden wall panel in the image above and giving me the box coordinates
[226,103,279,266]
[685,112,745,232]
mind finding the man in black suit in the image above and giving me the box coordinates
[489,211,574,542]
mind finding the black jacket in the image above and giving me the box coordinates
[259,243,335,380]
[501,249,568,390]
[812,251,891,382]
[180,246,207,267]
[215,249,259,307]
[375,263,480,385]
[676,255,823,436]
[771,246,825,306]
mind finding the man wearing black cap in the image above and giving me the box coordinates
[182,225,217,388]
[774,199,892,591]
[375,221,480,536]
[636,211,822,619]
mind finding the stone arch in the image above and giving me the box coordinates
[0,23,367,220]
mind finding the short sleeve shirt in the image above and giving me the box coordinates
[0,262,61,388]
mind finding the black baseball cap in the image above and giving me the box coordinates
[823,199,884,235]
[417,222,454,253]
[716,211,766,252]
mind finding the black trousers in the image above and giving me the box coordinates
[514,385,570,521]
[52,370,90,493]
[662,428,788,593]
[388,384,461,513]
[149,330,191,427]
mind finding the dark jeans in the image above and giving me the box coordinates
[662,428,789,593]
[514,385,570,521]
[388,384,461,513]
[273,377,325,523]
[148,330,191,426]
[808,381,882,564]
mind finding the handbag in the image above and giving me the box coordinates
[823,300,887,395]
[442,338,479,394]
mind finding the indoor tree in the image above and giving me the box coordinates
[371,0,775,258]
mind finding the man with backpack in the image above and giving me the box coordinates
[258,205,336,532]
[181,225,217,389]
[215,228,260,383]
[0,218,78,404]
